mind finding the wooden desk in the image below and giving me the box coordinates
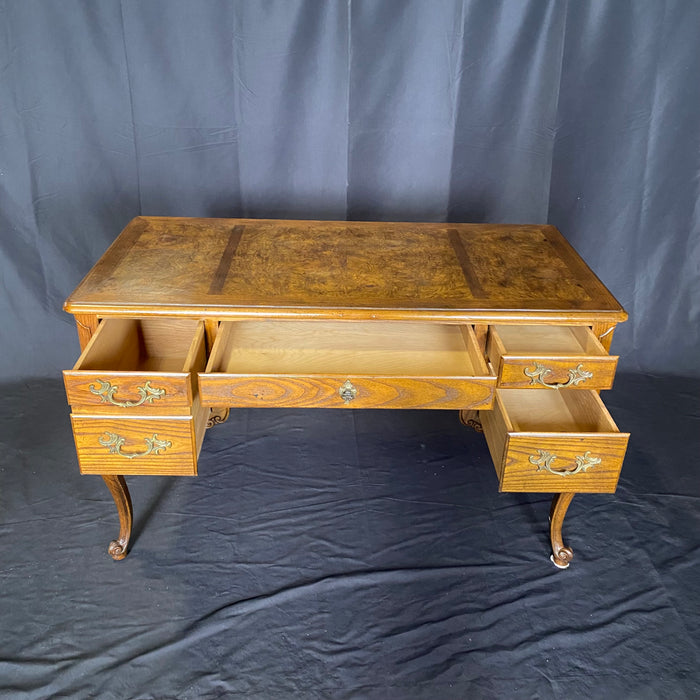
[63,217,629,568]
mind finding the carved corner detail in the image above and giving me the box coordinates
[459,410,483,432]
[207,408,230,428]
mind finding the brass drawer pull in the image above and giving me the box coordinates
[89,379,166,407]
[529,449,601,476]
[98,432,172,460]
[339,380,358,403]
[523,362,593,389]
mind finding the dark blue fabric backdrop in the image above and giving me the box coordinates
[2,4,700,698]
[0,0,700,379]
[1,0,698,379]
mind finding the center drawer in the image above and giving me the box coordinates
[198,320,496,410]
[487,324,618,390]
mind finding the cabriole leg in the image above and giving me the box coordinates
[549,492,575,569]
[102,475,133,561]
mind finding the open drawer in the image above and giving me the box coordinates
[64,318,206,415]
[64,318,209,476]
[481,389,629,493]
[486,325,618,390]
[198,320,496,410]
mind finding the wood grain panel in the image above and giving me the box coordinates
[496,357,617,390]
[71,414,203,476]
[64,371,193,414]
[199,374,495,410]
[501,434,628,493]
[487,325,618,390]
[64,217,627,321]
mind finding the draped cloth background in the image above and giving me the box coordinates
[2,3,700,698]
[1,0,698,379]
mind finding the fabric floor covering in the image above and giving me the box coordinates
[1,373,699,699]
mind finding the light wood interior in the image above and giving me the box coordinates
[492,324,606,355]
[460,326,492,376]
[480,403,510,481]
[498,389,619,433]
[192,394,208,460]
[207,320,482,376]
[76,318,201,373]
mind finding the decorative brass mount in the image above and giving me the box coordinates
[523,362,593,389]
[89,379,165,407]
[98,432,172,459]
[339,380,358,403]
[529,449,601,476]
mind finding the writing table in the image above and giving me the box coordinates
[63,217,629,567]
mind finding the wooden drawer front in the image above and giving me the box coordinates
[71,408,208,476]
[199,320,496,410]
[487,325,618,390]
[498,434,627,493]
[201,374,494,410]
[65,372,195,414]
[481,389,629,493]
[64,318,206,414]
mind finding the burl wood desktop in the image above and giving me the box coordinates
[63,218,629,568]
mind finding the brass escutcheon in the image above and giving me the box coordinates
[339,380,358,403]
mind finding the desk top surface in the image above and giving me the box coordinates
[64,217,626,322]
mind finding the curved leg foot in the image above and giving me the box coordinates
[459,409,483,432]
[207,408,230,428]
[102,475,133,561]
[549,492,575,569]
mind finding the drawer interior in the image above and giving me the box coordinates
[498,389,619,433]
[207,320,488,376]
[75,318,203,373]
[491,325,607,356]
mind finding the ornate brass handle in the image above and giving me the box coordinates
[529,449,601,476]
[89,379,165,407]
[98,432,172,459]
[523,362,593,389]
[339,380,358,403]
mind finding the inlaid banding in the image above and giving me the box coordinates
[208,225,245,295]
[447,229,487,298]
